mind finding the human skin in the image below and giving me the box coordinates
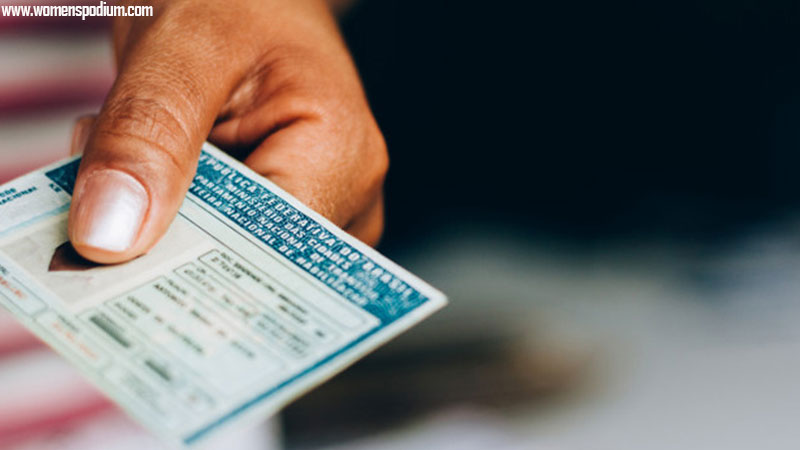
[68,0,387,264]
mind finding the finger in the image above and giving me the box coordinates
[226,113,388,247]
[212,122,387,245]
[69,14,247,264]
[344,192,384,246]
[69,115,96,156]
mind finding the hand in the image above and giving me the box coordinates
[68,0,387,264]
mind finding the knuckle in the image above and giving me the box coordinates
[103,96,190,149]
[155,1,241,56]
[358,197,386,248]
[95,96,193,170]
[364,125,389,190]
[373,201,386,240]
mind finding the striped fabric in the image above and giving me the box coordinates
[0,0,112,183]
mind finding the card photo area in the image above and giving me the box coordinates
[0,214,210,308]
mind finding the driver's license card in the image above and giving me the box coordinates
[0,142,447,447]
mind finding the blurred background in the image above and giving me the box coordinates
[4,0,800,449]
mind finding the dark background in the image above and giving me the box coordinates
[340,0,800,248]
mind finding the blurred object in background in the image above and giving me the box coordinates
[283,314,591,447]
[315,408,537,450]
[0,0,112,183]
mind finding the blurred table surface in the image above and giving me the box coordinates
[353,219,800,450]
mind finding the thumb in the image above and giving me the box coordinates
[68,23,243,264]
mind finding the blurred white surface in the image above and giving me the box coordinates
[319,408,538,450]
[380,220,800,450]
